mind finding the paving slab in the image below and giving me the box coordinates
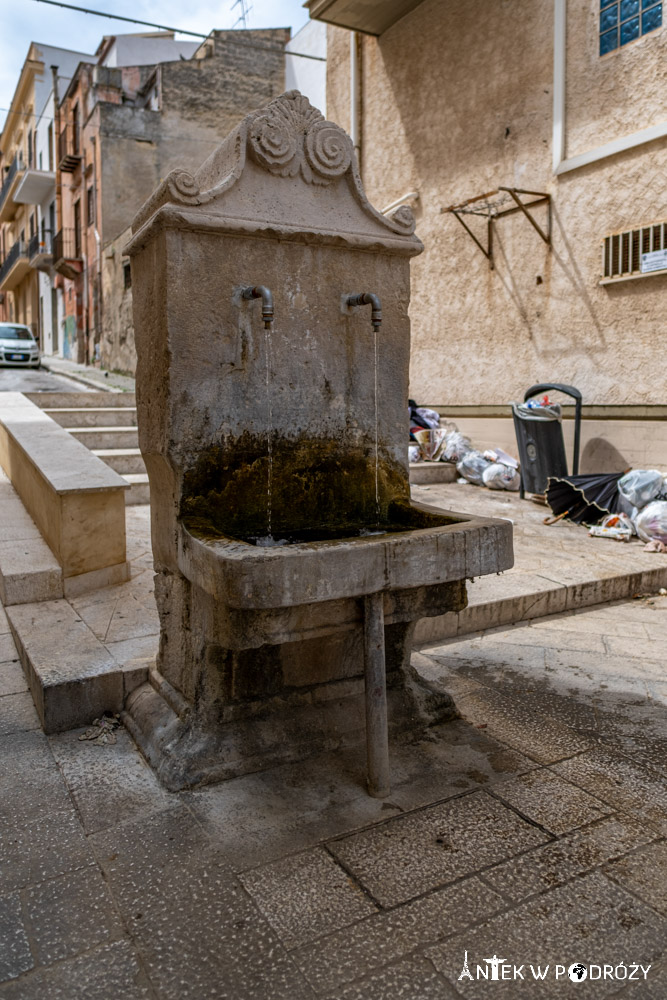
[426,871,667,998]
[23,866,124,966]
[0,730,72,828]
[91,809,316,1000]
[239,847,378,950]
[552,749,667,837]
[481,813,657,904]
[0,939,152,1000]
[48,726,173,835]
[0,692,41,736]
[452,685,591,763]
[489,767,612,835]
[604,840,667,917]
[329,791,550,908]
[291,874,505,994]
[0,892,32,984]
[0,659,27,698]
[324,955,458,1000]
[0,809,95,895]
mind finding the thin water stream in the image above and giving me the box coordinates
[374,326,380,525]
[265,323,273,538]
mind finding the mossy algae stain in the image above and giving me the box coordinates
[180,431,412,540]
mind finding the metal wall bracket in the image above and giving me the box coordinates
[445,187,551,270]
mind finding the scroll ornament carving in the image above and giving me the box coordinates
[248,91,353,185]
[165,169,201,205]
[142,92,418,243]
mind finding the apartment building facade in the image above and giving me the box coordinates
[0,43,92,351]
[1,28,292,367]
[57,27,290,369]
[308,0,667,423]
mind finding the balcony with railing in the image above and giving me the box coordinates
[0,238,30,291]
[58,124,81,172]
[0,153,26,223]
[53,228,83,279]
[29,230,53,269]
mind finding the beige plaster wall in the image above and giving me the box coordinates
[566,0,667,157]
[326,0,667,407]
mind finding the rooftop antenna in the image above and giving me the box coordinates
[231,0,251,28]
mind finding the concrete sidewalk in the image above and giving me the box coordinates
[40,356,135,394]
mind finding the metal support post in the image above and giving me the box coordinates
[363,591,390,798]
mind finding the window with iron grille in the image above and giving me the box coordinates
[602,222,667,278]
[600,0,662,56]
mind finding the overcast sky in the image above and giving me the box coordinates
[0,0,311,130]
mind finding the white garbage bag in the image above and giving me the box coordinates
[457,450,491,485]
[482,462,521,491]
[618,470,666,509]
[635,501,667,544]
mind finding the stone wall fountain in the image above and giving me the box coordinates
[123,91,513,794]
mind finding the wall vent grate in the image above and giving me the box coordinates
[603,222,667,278]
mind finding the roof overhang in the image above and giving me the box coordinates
[304,0,426,36]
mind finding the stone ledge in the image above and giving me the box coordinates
[0,393,129,582]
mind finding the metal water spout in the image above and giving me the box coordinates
[346,292,382,332]
[242,285,274,328]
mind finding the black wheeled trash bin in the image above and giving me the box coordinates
[512,383,582,498]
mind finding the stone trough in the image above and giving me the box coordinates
[123,91,513,794]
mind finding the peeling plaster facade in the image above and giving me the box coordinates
[324,0,667,409]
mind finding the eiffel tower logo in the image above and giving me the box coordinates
[458,951,474,982]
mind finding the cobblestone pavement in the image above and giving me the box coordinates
[1,587,665,997]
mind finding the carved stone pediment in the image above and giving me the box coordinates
[128,91,421,256]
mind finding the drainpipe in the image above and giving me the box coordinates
[92,132,102,361]
[50,66,62,241]
[350,31,360,170]
[82,142,89,364]
[93,226,101,361]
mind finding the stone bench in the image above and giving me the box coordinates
[0,393,129,597]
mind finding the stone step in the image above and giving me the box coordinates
[45,407,138,428]
[92,448,146,475]
[66,426,139,451]
[6,598,148,733]
[123,473,150,506]
[409,462,458,485]
[26,391,136,409]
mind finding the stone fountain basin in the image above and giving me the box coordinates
[176,500,513,610]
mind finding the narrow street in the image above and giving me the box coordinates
[0,368,90,394]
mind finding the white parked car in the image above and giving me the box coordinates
[0,323,41,368]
